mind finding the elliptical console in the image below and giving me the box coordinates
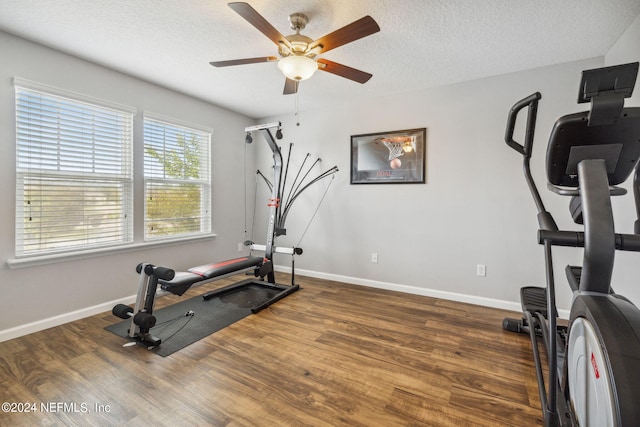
[503,62,640,427]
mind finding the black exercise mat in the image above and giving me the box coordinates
[106,283,283,356]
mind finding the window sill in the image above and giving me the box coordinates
[6,234,217,270]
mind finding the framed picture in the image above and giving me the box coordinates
[350,128,426,184]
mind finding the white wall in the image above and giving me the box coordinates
[0,31,256,339]
[258,47,640,313]
[606,13,640,105]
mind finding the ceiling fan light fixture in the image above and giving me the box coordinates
[278,55,318,81]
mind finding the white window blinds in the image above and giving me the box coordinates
[15,84,134,257]
[143,116,211,240]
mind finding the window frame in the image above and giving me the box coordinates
[14,79,135,258]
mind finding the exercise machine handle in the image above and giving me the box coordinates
[505,92,541,157]
[505,92,554,227]
[538,229,640,252]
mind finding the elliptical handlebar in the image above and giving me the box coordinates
[504,91,555,229]
[505,92,541,157]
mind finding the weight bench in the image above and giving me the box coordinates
[110,256,266,347]
[111,252,299,348]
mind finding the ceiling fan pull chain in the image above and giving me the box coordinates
[295,91,300,126]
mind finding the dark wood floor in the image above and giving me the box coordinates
[0,273,542,426]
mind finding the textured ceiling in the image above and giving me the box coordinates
[1,0,639,119]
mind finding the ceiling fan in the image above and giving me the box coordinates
[210,2,380,95]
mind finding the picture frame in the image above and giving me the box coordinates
[350,128,426,184]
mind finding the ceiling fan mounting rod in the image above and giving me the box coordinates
[288,13,308,33]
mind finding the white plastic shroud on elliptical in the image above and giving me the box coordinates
[568,317,615,426]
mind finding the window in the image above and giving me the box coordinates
[143,116,211,240]
[15,82,134,257]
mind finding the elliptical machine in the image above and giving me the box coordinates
[502,62,640,426]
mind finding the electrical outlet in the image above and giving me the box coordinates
[371,252,378,264]
[237,242,243,252]
[476,264,486,277]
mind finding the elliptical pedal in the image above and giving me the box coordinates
[521,286,548,317]
[502,286,549,334]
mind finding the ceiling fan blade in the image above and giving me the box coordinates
[283,78,299,95]
[228,2,292,49]
[317,59,372,84]
[210,56,278,67]
[309,16,380,54]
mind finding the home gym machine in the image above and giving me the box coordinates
[112,122,337,348]
[502,62,640,426]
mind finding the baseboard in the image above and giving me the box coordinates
[277,265,571,318]
[0,294,136,343]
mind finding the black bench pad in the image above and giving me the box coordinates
[160,256,264,296]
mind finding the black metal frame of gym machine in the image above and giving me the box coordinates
[200,121,303,304]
